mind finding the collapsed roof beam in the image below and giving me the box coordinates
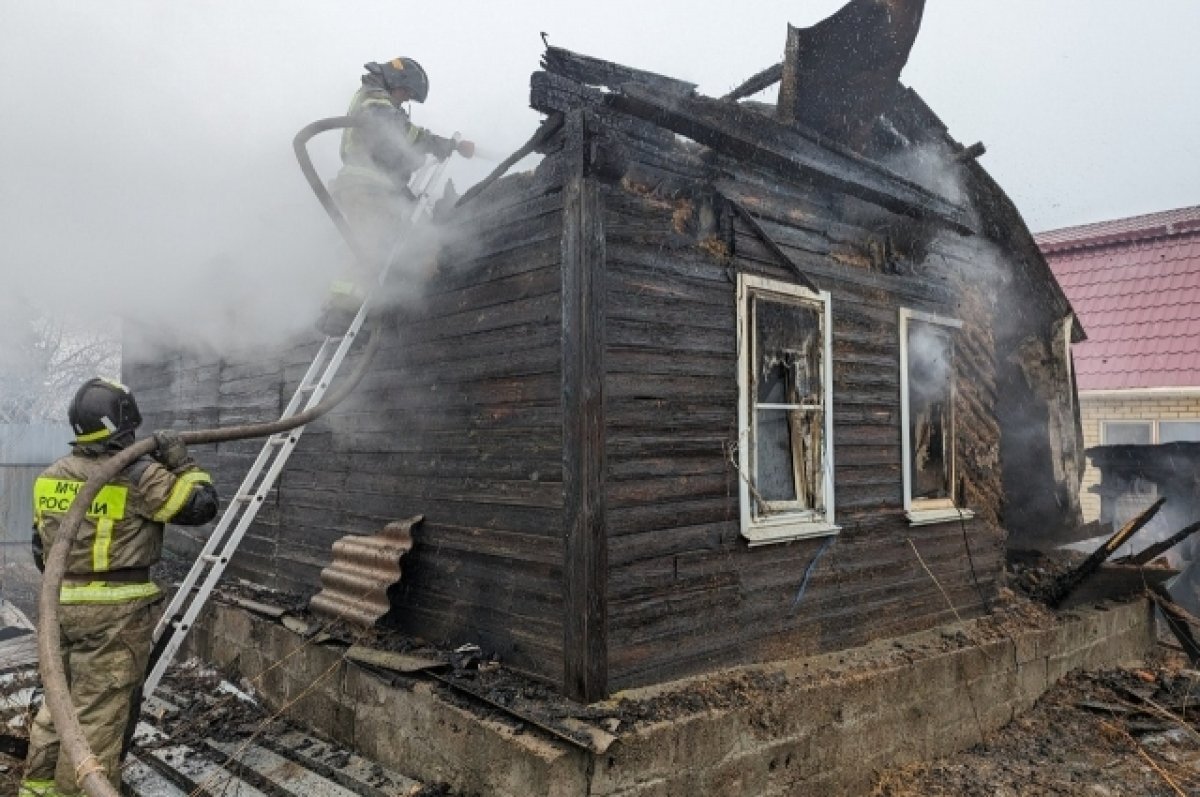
[606,85,975,234]
[542,45,696,97]
[722,62,783,102]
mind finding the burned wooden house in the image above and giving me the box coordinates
[128,1,1084,701]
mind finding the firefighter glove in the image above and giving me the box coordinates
[153,429,195,472]
[432,137,457,161]
[457,140,475,159]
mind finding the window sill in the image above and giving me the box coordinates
[905,507,975,526]
[742,520,841,547]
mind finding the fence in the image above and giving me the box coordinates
[0,423,70,545]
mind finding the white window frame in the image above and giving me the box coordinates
[899,308,974,527]
[1158,420,1200,443]
[1100,420,1155,445]
[736,273,838,546]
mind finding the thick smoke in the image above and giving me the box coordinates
[881,142,966,209]
[1,84,471,381]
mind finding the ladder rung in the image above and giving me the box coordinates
[201,554,221,564]
[232,494,254,504]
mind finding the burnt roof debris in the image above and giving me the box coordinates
[779,0,927,147]
[534,34,976,235]
[605,83,975,233]
[541,44,696,97]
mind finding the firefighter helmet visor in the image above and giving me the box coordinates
[68,378,142,444]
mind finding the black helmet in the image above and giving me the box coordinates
[68,378,142,446]
[365,57,429,102]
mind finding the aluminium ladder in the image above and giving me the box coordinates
[142,156,452,698]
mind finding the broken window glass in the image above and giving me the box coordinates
[752,296,824,514]
[907,320,953,503]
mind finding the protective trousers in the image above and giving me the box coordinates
[22,599,158,796]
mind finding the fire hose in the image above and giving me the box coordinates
[37,116,388,796]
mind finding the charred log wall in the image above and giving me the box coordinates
[127,167,570,683]
[602,164,1005,691]
[532,46,1008,693]
[953,157,1084,546]
[125,348,284,578]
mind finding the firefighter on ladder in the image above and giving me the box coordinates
[21,378,219,796]
[319,56,475,334]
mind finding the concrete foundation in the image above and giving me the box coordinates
[187,598,1154,796]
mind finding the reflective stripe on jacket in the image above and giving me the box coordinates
[33,451,212,604]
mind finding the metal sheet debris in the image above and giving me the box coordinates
[344,645,445,674]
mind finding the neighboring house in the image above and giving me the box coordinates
[1038,205,1200,523]
[128,2,1083,701]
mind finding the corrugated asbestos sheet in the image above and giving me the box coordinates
[309,516,418,627]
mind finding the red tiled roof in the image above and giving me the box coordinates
[1036,206,1200,252]
[1038,206,1200,391]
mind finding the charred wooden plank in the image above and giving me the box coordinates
[1056,563,1179,609]
[560,109,608,702]
[724,197,819,292]
[732,227,956,306]
[542,45,697,96]
[607,84,974,234]
[530,72,673,149]
[457,113,565,208]
[1122,519,1200,565]
[1148,587,1200,665]
[722,62,784,102]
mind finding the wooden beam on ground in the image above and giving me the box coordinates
[1148,586,1200,666]
[1046,498,1166,607]
[1055,563,1179,609]
[560,109,608,703]
[606,84,976,234]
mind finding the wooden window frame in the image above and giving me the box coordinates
[899,308,974,526]
[736,273,838,546]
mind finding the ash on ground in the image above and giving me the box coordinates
[872,661,1200,796]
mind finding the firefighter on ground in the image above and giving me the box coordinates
[21,378,218,796]
[319,56,475,334]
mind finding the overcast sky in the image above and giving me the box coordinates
[2,0,1198,357]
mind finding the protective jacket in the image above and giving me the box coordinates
[33,448,217,605]
[337,79,456,193]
